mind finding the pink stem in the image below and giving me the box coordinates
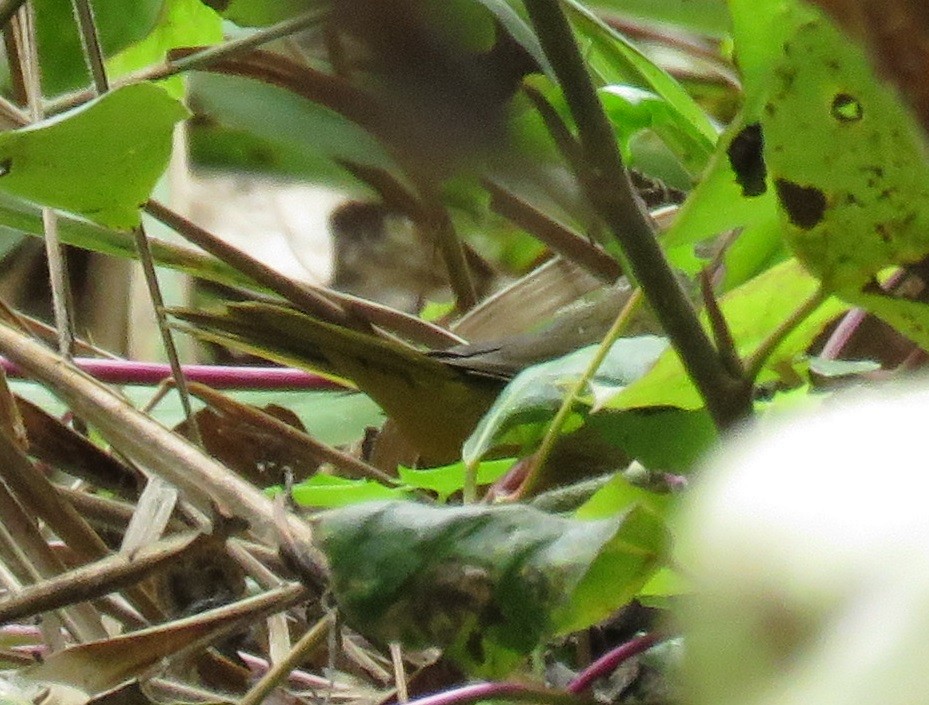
[568,632,664,694]
[1,357,343,391]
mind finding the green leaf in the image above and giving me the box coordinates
[637,567,688,606]
[600,85,714,177]
[562,1,718,155]
[398,459,515,502]
[728,3,929,350]
[33,0,163,95]
[662,119,781,278]
[552,504,667,634]
[574,471,671,520]
[463,336,669,464]
[583,407,717,471]
[757,10,929,294]
[727,0,815,114]
[283,475,409,508]
[107,0,224,99]
[611,259,848,409]
[0,84,188,230]
[315,500,668,676]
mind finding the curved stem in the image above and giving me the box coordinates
[568,632,665,694]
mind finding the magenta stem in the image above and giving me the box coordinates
[399,682,582,705]
[568,632,664,694]
[404,683,523,705]
[1,357,343,391]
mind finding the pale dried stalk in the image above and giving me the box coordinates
[0,320,328,584]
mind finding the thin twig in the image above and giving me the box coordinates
[69,0,203,445]
[484,179,620,282]
[239,613,334,705]
[523,83,587,176]
[133,224,204,443]
[144,199,361,329]
[39,211,76,357]
[700,269,743,377]
[416,193,478,312]
[523,0,751,429]
[69,0,108,93]
[0,92,27,124]
[13,7,78,360]
[45,9,329,116]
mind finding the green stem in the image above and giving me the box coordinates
[516,288,643,500]
[523,0,751,429]
[743,286,827,382]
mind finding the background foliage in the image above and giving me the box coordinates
[0,0,924,703]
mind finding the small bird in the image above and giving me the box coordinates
[173,279,639,463]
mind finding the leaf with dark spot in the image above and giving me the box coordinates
[728,123,767,197]
[759,14,929,293]
[831,93,863,122]
[774,179,827,229]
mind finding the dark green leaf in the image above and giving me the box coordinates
[316,500,668,676]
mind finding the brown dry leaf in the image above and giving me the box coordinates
[0,532,206,625]
[16,396,140,499]
[0,367,27,449]
[176,403,318,487]
[22,583,309,697]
